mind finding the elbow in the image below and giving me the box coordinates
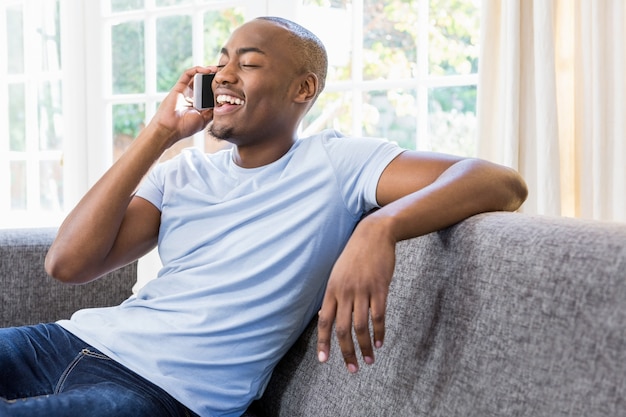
[44,250,72,283]
[45,248,92,284]
[500,167,529,212]
[465,158,528,213]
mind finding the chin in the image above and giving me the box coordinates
[208,122,233,141]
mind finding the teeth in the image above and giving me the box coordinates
[216,95,245,105]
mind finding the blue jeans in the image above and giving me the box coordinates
[0,323,198,417]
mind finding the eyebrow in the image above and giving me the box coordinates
[219,47,267,57]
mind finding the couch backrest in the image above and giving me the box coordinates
[0,228,136,327]
[255,212,626,417]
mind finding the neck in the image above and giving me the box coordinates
[231,135,296,168]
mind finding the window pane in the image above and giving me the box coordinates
[113,103,145,161]
[156,0,193,6]
[112,21,145,94]
[39,0,61,72]
[365,89,417,150]
[298,4,352,82]
[428,85,477,156]
[6,5,25,74]
[302,91,353,135]
[157,15,192,93]
[429,0,479,76]
[9,83,26,152]
[363,0,418,80]
[204,9,246,63]
[38,80,63,151]
[40,160,63,211]
[111,0,144,13]
[10,161,27,210]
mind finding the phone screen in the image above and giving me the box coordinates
[194,73,215,109]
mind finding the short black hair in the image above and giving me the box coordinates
[256,16,328,99]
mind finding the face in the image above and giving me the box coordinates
[209,20,304,146]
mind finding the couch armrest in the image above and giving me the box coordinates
[0,228,136,328]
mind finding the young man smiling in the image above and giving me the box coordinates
[0,16,527,417]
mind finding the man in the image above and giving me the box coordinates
[0,16,527,417]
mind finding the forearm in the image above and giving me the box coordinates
[46,67,214,283]
[367,158,527,243]
[317,156,527,372]
[45,124,172,283]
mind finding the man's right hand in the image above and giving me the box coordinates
[151,66,217,149]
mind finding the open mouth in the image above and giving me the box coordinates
[216,94,245,106]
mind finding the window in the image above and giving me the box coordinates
[1,0,480,228]
[297,0,479,155]
[1,0,64,227]
[104,0,257,164]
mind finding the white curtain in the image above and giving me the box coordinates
[477,0,626,222]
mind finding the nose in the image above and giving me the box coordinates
[214,62,238,85]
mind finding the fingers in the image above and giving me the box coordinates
[173,66,217,94]
[316,297,336,365]
[317,292,387,374]
[370,293,386,350]
[335,300,359,373]
[353,300,374,367]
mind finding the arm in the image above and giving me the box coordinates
[317,151,528,373]
[45,66,216,284]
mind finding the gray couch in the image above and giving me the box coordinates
[0,227,136,327]
[1,212,625,416]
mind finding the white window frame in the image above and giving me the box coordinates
[82,0,283,188]
[0,0,70,227]
[2,0,478,228]
[294,1,478,151]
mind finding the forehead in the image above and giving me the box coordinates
[221,20,294,58]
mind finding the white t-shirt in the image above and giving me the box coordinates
[59,129,404,417]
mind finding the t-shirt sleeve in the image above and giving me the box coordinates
[321,130,405,216]
[135,161,168,211]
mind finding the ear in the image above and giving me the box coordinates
[293,72,318,104]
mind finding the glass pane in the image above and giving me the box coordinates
[10,161,27,210]
[112,21,145,94]
[429,0,479,76]
[111,0,144,13]
[112,103,145,161]
[156,0,193,6]
[40,160,63,211]
[362,0,418,80]
[298,4,352,82]
[203,9,246,63]
[364,89,417,150]
[157,15,192,93]
[9,83,26,152]
[301,91,353,135]
[38,80,63,151]
[39,0,61,72]
[428,86,477,156]
[6,5,25,74]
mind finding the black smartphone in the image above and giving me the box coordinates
[193,73,215,109]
